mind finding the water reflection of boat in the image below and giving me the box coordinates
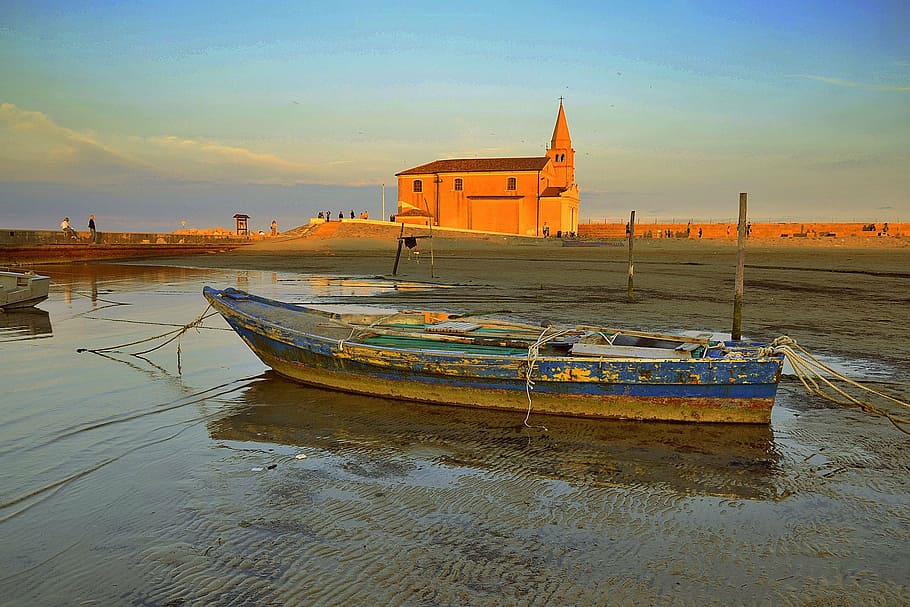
[208,373,779,500]
[0,270,50,309]
[0,308,53,341]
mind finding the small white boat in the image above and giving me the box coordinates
[0,270,51,310]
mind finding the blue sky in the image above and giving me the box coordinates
[2,1,908,232]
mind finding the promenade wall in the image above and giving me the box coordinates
[0,229,254,265]
[0,229,257,247]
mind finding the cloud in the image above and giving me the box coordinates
[791,74,910,92]
[0,102,148,181]
[144,135,314,182]
[0,102,353,186]
[1,103,92,145]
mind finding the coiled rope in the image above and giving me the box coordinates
[765,336,910,435]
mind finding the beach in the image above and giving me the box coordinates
[1,231,908,606]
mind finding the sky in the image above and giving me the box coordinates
[1,0,909,232]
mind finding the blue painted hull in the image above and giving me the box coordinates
[204,287,784,423]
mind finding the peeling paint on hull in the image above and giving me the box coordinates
[204,287,783,423]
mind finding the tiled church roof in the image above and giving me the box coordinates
[396,157,550,176]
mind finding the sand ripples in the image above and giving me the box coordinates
[3,257,909,605]
[80,377,896,606]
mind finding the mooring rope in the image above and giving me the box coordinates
[82,316,232,330]
[764,336,910,435]
[77,303,217,373]
[523,326,575,431]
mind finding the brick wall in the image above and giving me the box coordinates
[578,222,906,240]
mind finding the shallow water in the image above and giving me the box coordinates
[0,263,907,606]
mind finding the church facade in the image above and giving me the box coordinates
[395,101,579,237]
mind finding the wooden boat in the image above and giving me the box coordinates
[203,286,785,423]
[0,270,50,310]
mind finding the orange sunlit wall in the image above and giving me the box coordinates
[395,101,580,236]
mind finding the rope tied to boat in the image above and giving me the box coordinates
[77,303,217,373]
[594,331,620,346]
[765,335,910,435]
[523,325,575,431]
[334,311,403,352]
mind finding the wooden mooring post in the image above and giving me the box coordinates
[732,193,747,340]
[627,210,635,303]
[392,224,405,276]
[392,223,432,277]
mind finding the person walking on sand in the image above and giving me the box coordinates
[88,214,96,243]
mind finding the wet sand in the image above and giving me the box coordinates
[140,230,909,604]
[2,235,908,606]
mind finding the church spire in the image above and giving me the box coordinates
[546,98,575,187]
[550,97,572,150]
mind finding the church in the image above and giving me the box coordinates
[395,101,580,237]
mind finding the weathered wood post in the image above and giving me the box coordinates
[422,198,436,278]
[627,210,636,303]
[732,193,747,340]
[428,214,436,279]
[392,223,405,276]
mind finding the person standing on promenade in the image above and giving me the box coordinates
[88,214,96,243]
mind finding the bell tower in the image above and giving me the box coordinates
[547,98,575,188]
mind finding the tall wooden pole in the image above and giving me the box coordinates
[392,223,404,276]
[732,193,747,340]
[423,198,436,278]
[429,216,436,279]
[627,210,636,303]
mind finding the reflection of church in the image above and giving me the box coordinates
[395,101,580,236]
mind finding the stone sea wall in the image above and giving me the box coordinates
[0,229,253,265]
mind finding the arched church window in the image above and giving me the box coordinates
[507,177,517,191]
[454,178,463,191]
[413,180,423,193]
